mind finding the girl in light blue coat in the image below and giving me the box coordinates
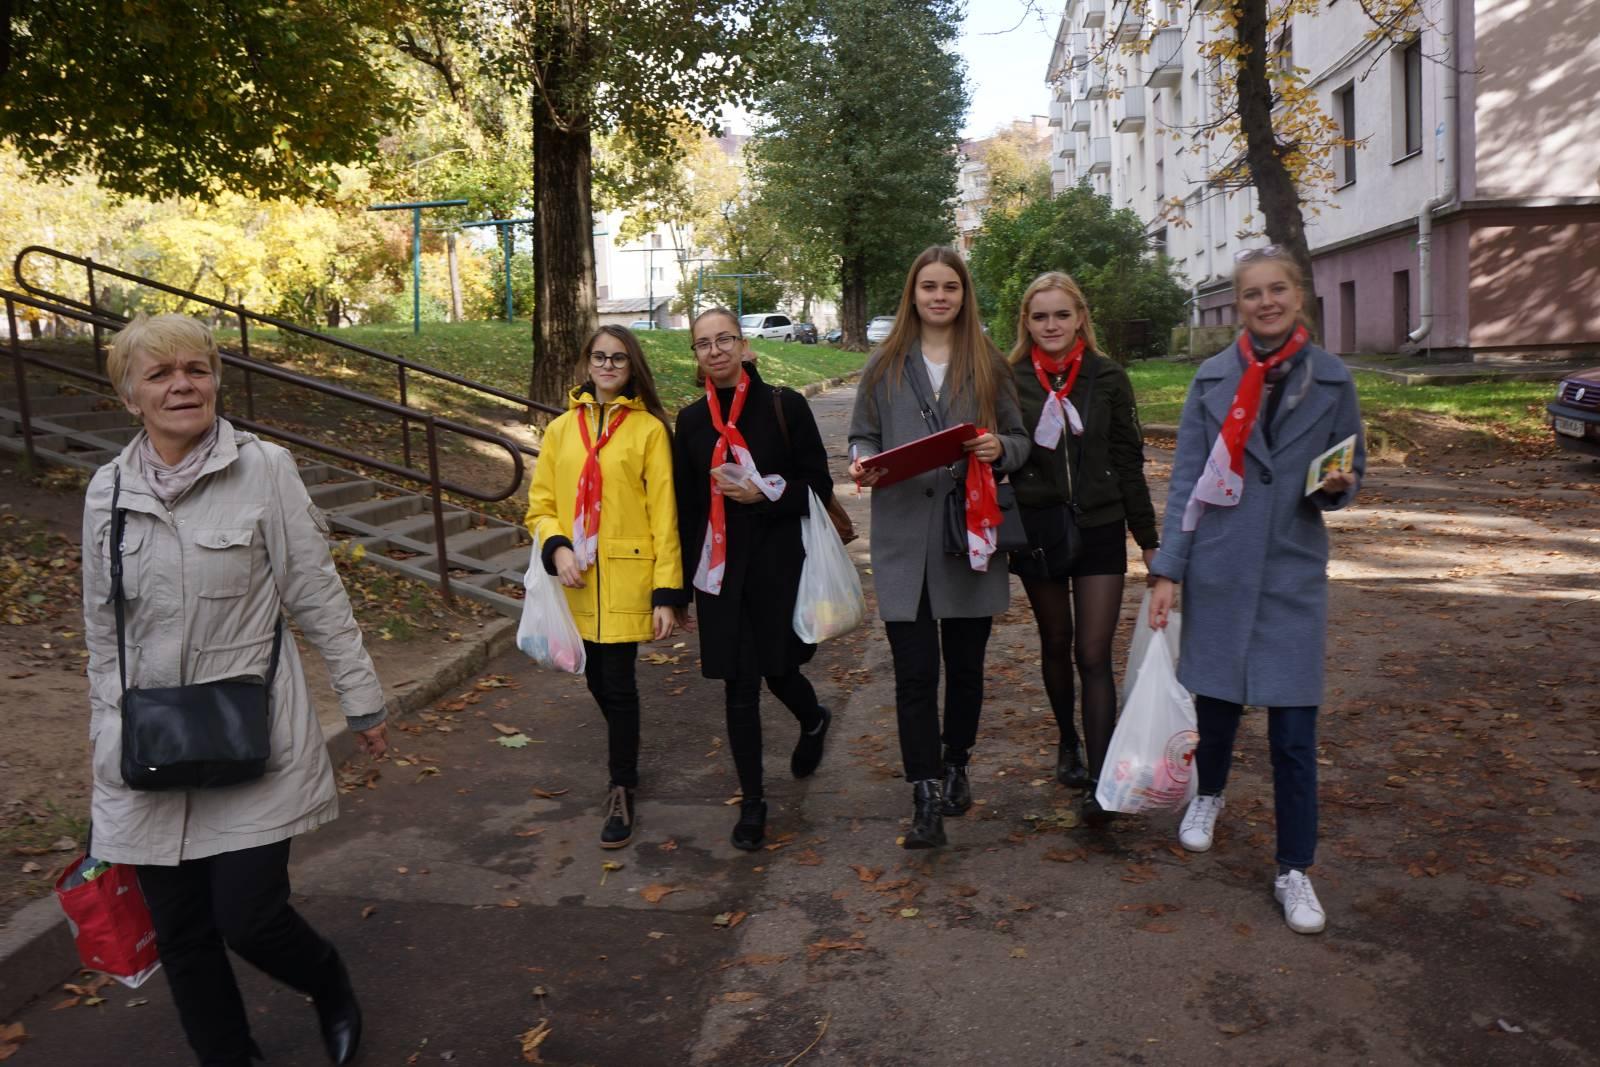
[1148,248,1363,936]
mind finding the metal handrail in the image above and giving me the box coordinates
[3,287,533,604]
[12,246,564,455]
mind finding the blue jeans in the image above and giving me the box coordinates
[1194,696,1318,871]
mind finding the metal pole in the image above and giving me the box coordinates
[399,364,412,469]
[646,247,653,328]
[86,259,103,374]
[412,206,423,336]
[5,299,37,471]
[425,417,453,607]
[503,224,514,324]
[737,277,743,320]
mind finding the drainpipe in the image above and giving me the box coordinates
[1407,0,1460,345]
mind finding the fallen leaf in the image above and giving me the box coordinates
[496,734,534,749]
[1043,848,1086,863]
[721,991,760,1003]
[360,905,379,920]
[499,898,522,909]
[851,865,883,883]
[599,861,623,886]
[807,938,866,960]
[949,884,979,898]
[712,911,748,929]
[491,722,522,735]
[530,787,569,799]
[639,884,680,905]
[792,849,823,866]
[51,997,80,1011]
[513,828,545,838]
[519,1020,552,1063]
[476,676,514,689]
[1559,889,1584,904]
[658,839,678,852]
[1009,947,1028,959]
[20,862,41,874]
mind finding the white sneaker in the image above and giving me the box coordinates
[1178,794,1225,852]
[1274,869,1327,934]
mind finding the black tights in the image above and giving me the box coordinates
[722,622,823,800]
[1021,572,1125,777]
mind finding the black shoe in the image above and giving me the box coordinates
[1081,782,1112,828]
[903,780,948,849]
[940,762,972,816]
[791,705,832,779]
[600,785,635,849]
[731,798,767,851]
[1055,742,1091,789]
[313,952,362,1066]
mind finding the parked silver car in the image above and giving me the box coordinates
[740,313,797,341]
[866,315,895,345]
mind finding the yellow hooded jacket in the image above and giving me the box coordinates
[524,385,681,644]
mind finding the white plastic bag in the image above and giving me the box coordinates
[517,545,586,674]
[1096,618,1197,814]
[1122,588,1181,709]
[792,489,866,644]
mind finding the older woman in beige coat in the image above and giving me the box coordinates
[81,314,387,1066]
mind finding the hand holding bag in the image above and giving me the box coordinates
[111,469,277,791]
[792,488,866,643]
[516,541,587,673]
[55,836,162,988]
[1095,617,1198,815]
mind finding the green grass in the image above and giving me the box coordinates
[1127,361,1558,445]
[237,321,867,412]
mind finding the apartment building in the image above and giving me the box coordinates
[955,116,1053,256]
[1046,0,1600,360]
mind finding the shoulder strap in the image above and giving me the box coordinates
[770,387,790,450]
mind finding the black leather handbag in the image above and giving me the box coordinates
[111,469,278,791]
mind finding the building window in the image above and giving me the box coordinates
[1339,280,1357,352]
[651,266,664,281]
[1275,27,1293,74]
[1401,38,1423,157]
[1336,83,1357,185]
[1393,270,1411,346]
[1155,159,1165,198]
[650,233,662,248]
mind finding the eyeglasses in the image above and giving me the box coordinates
[588,351,629,368]
[691,333,742,354]
[1234,245,1287,262]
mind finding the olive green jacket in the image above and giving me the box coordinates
[1009,350,1159,549]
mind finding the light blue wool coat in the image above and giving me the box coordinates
[1149,340,1364,708]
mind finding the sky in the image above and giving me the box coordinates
[957,0,1058,139]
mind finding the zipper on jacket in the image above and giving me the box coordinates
[593,402,604,644]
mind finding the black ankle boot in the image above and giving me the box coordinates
[940,762,972,816]
[904,780,948,849]
[791,705,832,778]
[1055,741,1091,789]
[1080,779,1111,828]
[313,951,362,1065]
[731,798,767,851]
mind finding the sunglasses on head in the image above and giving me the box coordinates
[1234,245,1287,263]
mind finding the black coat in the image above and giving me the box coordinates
[673,364,834,679]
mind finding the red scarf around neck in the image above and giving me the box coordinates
[1030,338,1086,449]
[572,401,629,570]
[694,370,751,594]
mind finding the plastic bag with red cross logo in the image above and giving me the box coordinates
[1096,619,1198,815]
[54,853,162,988]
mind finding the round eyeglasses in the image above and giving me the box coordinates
[588,351,629,368]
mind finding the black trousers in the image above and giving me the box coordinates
[136,839,340,1067]
[583,640,640,788]
[724,617,822,800]
[884,584,994,782]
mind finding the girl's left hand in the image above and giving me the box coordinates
[720,480,764,504]
[963,432,1003,464]
[355,722,389,759]
[652,606,676,642]
[1319,470,1357,494]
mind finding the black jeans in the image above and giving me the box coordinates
[583,640,640,788]
[1194,695,1319,870]
[724,619,822,800]
[883,584,994,782]
[136,839,342,1066]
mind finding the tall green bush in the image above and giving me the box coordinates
[969,181,1189,360]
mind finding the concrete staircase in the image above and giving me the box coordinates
[0,377,530,618]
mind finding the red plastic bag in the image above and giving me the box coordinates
[54,854,162,988]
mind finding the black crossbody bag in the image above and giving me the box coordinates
[111,467,279,791]
[1010,362,1095,581]
[902,364,1028,557]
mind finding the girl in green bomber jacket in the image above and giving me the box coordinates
[1007,271,1159,827]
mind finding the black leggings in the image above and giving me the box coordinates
[723,623,822,801]
[583,640,640,788]
[1020,572,1125,778]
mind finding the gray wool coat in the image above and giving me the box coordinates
[1149,341,1364,707]
[848,346,1030,622]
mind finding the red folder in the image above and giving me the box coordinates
[859,423,978,488]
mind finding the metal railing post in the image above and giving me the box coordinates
[86,259,104,375]
[398,364,412,468]
[5,298,38,471]
[424,417,453,606]
[237,310,255,419]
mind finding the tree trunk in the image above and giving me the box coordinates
[446,232,464,323]
[1234,0,1320,339]
[840,252,868,350]
[326,297,343,329]
[529,37,598,408]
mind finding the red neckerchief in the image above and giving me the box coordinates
[696,370,750,594]
[571,401,629,570]
[1179,325,1309,531]
[1030,338,1086,448]
[963,427,1002,572]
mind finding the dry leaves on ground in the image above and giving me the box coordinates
[518,1020,552,1063]
[639,884,680,904]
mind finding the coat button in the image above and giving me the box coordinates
[633,548,640,554]
[924,488,934,498]
[1261,471,1274,484]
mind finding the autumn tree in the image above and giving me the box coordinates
[748,0,968,349]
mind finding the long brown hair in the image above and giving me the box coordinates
[862,246,1002,428]
[1007,271,1101,365]
[583,325,672,439]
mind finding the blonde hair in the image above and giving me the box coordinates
[1007,271,1100,365]
[862,246,1003,428]
[107,313,221,399]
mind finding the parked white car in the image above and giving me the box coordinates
[866,316,895,345]
[740,313,797,341]
[627,320,655,331]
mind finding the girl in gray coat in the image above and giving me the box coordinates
[848,247,1029,849]
[1148,249,1363,936]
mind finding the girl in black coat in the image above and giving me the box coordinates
[673,307,835,850]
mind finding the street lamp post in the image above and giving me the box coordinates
[367,199,469,335]
[461,217,535,324]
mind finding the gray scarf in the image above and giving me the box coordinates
[135,420,221,508]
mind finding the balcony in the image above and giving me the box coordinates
[1115,89,1146,132]
[1071,100,1091,132]
[1086,67,1108,99]
[1147,27,1184,89]
[1060,136,1078,160]
[1088,136,1112,173]
[1111,9,1143,44]
[1070,32,1089,69]
[1082,0,1106,29]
